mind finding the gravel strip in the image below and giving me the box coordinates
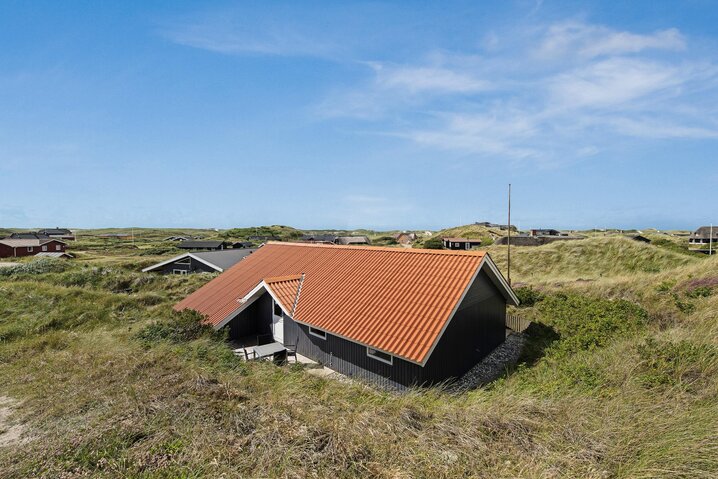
[452,333,527,392]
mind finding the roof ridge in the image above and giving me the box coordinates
[266,241,486,256]
[264,274,304,283]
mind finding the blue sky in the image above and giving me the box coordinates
[1,0,717,231]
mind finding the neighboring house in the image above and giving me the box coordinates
[176,240,228,251]
[175,242,519,389]
[8,232,50,240]
[143,249,256,275]
[335,236,370,245]
[38,228,75,240]
[232,241,254,249]
[530,229,561,237]
[299,234,338,244]
[394,232,417,245]
[0,239,67,258]
[164,236,192,242]
[442,237,482,250]
[689,226,718,245]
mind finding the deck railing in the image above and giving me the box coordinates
[506,314,531,333]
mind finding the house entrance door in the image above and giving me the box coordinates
[272,299,284,344]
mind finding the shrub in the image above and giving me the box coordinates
[535,293,648,356]
[136,310,219,343]
[514,287,545,307]
[139,244,180,256]
[372,236,399,246]
[636,338,718,388]
[672,293,695,314]
[422,237,444,249]
[0,258,69,276]
[655,280,676,293]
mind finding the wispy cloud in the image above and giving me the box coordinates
[161,9,718,165]
[536,22,685,59]
[371,63,491,94]
[319,20,718,164]
[159,10,337,58]
[548,58,688,108]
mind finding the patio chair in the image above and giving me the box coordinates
[284,334,299,363]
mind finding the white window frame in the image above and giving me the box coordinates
[272,299,283,318]
[172,269,188,275]
[27,247,33,252]
[367,347,393,365]
[308,327,327,339]
[42,245,48,251]
[176,257,191,265]
[56,245,62,251]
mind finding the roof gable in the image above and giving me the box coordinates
[175,242,516,364]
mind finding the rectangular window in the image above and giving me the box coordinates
[42,245,48,251]
[367,347,393,365]
[27,247,33,252]
[172,269,187,275]
[273,300,283,317]
[56,245,61,251]
[308,327,327,339]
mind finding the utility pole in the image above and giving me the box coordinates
[507,183,512,286]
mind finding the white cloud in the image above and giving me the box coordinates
[607,117,718,139]
[399,110,540,159]
[549,58,686,108]
[372,63,490,93]
[321,19,718,163]
[537,22,685,59]
[159,13,336,57]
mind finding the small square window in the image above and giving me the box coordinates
[309,327,327,339]
[42,245,48,251]
[367,347,393,365]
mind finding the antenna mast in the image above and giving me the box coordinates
[507,183,512,286]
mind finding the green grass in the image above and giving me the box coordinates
[1,231,717,477]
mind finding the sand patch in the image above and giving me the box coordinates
[0,395,27,448]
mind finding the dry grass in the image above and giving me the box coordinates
[0,236,717,477]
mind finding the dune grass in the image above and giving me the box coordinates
[0,236,717,477]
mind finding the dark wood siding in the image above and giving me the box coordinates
[284,315,424,389]
[422,269,506,383]
[158,257,218,275]
[228,294,273,341]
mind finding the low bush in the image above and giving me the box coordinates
[0,258,69,276]
[136,310,220,344]
[422,237,443,249]
[139,244,180,256]
[514,286,545,307]
[636,338,718,388]
[372,236,399,246]
[535,292,648,356]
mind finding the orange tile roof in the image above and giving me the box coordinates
[263,275,303,315]
[175,242,506,365]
